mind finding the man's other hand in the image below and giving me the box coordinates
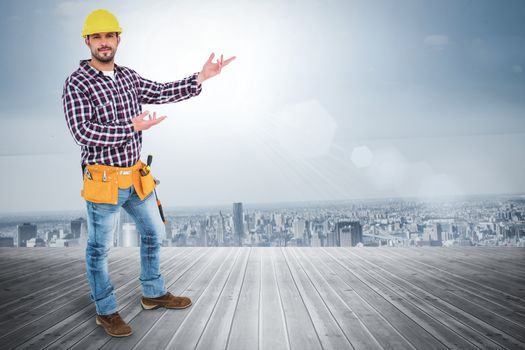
[132,111,166,132]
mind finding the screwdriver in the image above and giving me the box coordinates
[141,155,166,223]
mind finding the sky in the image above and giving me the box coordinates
[0,0,524,213]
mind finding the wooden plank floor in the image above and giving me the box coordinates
[0,247,524,350]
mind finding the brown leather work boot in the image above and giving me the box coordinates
[95,312,133,337]
[141,291,192,310]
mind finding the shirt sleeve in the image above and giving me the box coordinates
[62,82,134,148]
[136,72,203,105]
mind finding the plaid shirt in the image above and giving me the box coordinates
[63,59,202,168]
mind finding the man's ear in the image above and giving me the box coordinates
[84,36,90,47]
[117,35,120,45]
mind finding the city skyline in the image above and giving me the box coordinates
[2,195,523,248]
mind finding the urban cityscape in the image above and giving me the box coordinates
[1,194,524,249]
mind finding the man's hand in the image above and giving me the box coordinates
[132,111,166,132]
[197,52,236,85]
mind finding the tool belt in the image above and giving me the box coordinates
[80,160,156,204]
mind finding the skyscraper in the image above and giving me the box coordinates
[17,223,37,247]
[233,202,244,247]
[121,222,139,247]
[163,220,172,240]
[326,230,337,247]
[337,221,363,247]
[217,211,226,245]
[71,217,86,238]
[117,209,134,247]
[292,218,306,240]
[198,219,207,246]
[311,232,321,247]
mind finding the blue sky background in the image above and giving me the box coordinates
[0,0,524,213]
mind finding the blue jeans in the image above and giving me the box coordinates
[85,185,166,315]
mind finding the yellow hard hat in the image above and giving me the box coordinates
[82,9,122,38]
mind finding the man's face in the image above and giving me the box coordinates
[85,32,120,63]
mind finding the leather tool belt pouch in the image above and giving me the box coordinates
[138,169,155,200]
[81,160,156,204]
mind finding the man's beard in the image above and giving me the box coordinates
[92,47,115,63]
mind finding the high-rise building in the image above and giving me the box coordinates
[217,211,226,245]
[71,217,86,238]
[311,221,325,247]
[326,230,337,247]
[165,220,173,240]
[121,222,139,247]
[233,202,244,246]
[433,223,443,242]
[311,232,321,247]
[17,223,37,247]
[266,223,273,237]
[337,221,363,247]
[117,209,134,247]
[304,219,312,246]
[274,213,284,229]
[292,218,306,240]
[255,212,264,227]
[423,223,443,245]
[198,219,207,246]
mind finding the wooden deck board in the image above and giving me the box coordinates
[272,248,323,350]
[317,248,447,350]
[258,248,289,350]
[0,247,523,350]
[378,249,525,313]
[196,248,253,350]
[411,248,525,275]
[388,249,525,294]
[280,249,352,349]
[362,249,525,336]
[288,248,381,350]
[294,248,413,350]
[224,247,261,350]
[336,248,503,350]
[347,248,525,350]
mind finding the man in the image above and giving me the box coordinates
[62,9,235,337]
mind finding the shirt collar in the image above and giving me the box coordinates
[79,59,121,79]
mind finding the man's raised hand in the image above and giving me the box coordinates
[197,52,236,84]
[132,111,166,132]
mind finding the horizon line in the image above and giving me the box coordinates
[1,191,524,217]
